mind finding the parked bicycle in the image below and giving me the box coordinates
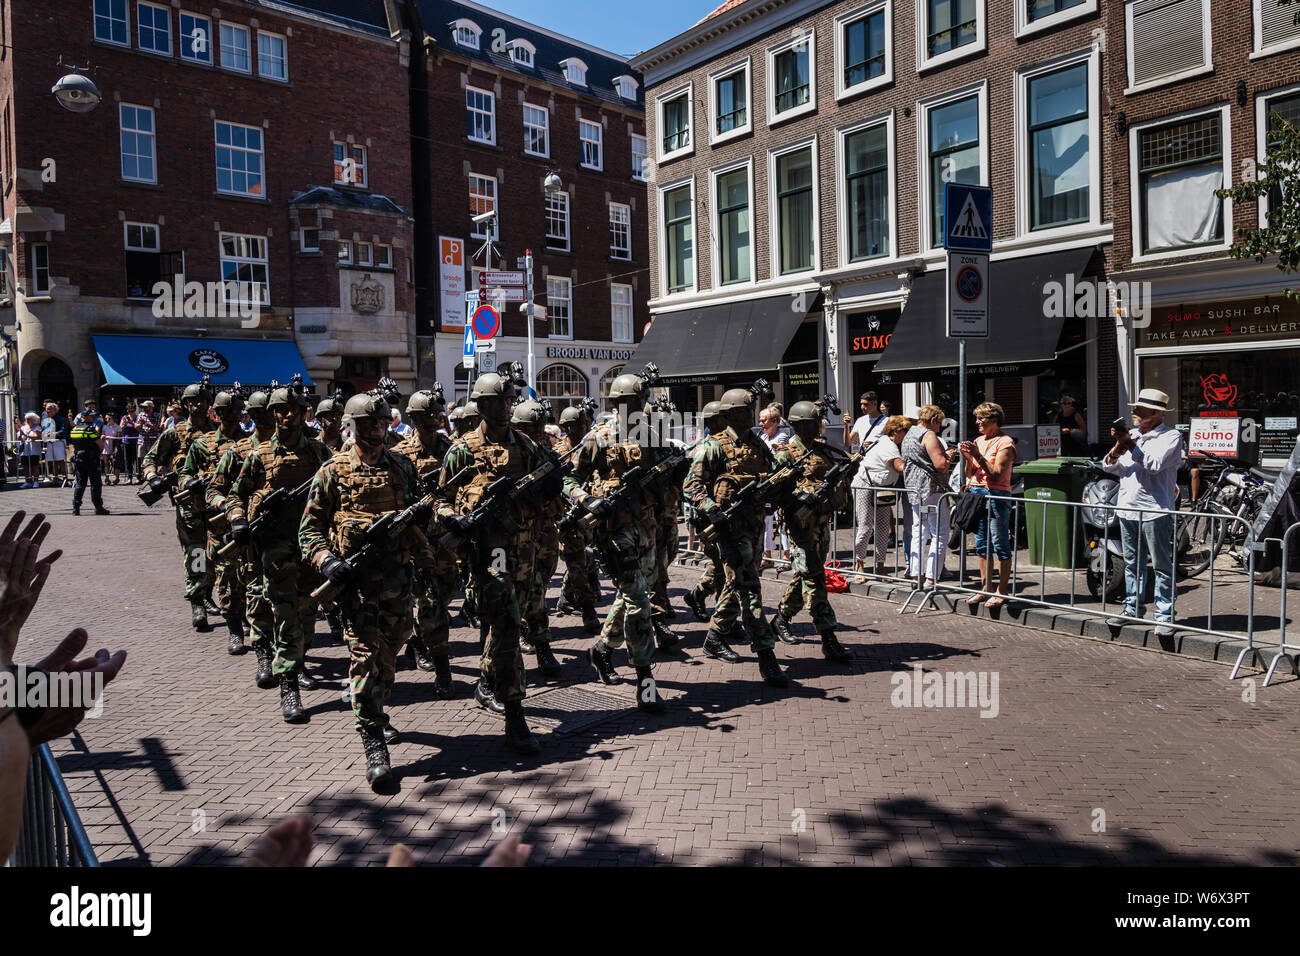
[1181,454,1276,572]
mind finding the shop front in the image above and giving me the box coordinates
[436,334,634,408]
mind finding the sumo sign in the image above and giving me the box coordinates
[1189,417,1241,457]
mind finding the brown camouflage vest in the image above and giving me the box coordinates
[330,449,411,559]
[454,427,530,515]
[395,433,449,478]
[709,429,769,509]
[170,420,208,471]
[200,429,244,477]
[589,423,650,499]
[249,436,330,521]
[792,438,834,495]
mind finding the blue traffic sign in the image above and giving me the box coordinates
[471,304,500,339]
[463,323,475,357]
[944,183,993,253]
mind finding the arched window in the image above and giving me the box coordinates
[598,364,624,411]
[559,57,588,86]
[448,18,481,49]
[536,363,587,409]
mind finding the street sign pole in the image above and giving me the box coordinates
[943,182,993,447]
[959,340,966,446]
[525,249,535,390]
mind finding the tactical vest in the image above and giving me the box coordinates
[201,429,244,477]
[552,434,574,456]
[589,423,649,499]
[249,436,330,522]
[453,428,530,515]
[709,429,769,509]
[793,438,834,495]
[170,421,209,472]
[330,450,410,559]
[395,433,448,477]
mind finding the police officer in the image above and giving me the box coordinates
[682,401,726,625]
[207,389,276,660]
[69,399,110,516]
[301,391,429,789]
[553,404,601,634]
[510,400,564,678]
[180,387,247,644]
[771,401,853,663]
[143,380,217,630]
[436,372,543,754]
[393,387,458,696]
[229,381,334,722]
[564,372,666,713]
[682,387,788,686]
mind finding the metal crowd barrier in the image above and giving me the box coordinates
[2,435,158,485]
[10,743,99,867]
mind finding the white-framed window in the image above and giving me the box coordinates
[712,160,754,286]
[613,75,639,100]
[610,284,634,343]
[918,82,988,250]
[337,240,352,264]
[1253,0,1300,57]
[220,22,251,72]
[918,0,986,71]
[767,31,816,125]
[770,141,818,275]
[120,104,157,184]
[838,113,894,263]
[709,59,751,145]
[215,120,264,196]
[375,244,392,268]
[356,241,373,266]
[30,243,50,294]
[547,276,573,338]
[509,39,535,67]
[660,178,695,294]
[451,19,481,49]
[656,85,693,163]
[632,134,648,180]
[1129,105,1231,260]
[1016,49,1101,236]
[466,87,495,144]
[1256,84,1300,225]
[537,363,587,403]
[580,119,603,169]
[300,228,320,252]
[469,173,498,240]
[1016,0,1096,39]
[837,2,892,100]
[258,32,287,81]
[219,233,269,305]
[94,0,128,47]
[1125,0,1212,94]
[333,142,367,188]
[523,104,549,157]
[546,191,570,251]
[137,2,171,56]
[180,12,213,64]
[124,222,159,252]
[124,222,161,298]
[609,202,632,259]
[561,58,588,86]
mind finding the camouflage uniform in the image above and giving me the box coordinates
[300,443,426,735]
[393,430,455,659]
[142,417,215,601]
[181,426,246,623]
[776,435,841,631]
[554,431,596,607]
[650,454,682,620]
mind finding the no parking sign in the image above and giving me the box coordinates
[471,304,500,340]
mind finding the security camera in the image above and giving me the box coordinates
[471,210,497,225]
[51,72,102,113]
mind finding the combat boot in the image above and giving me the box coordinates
[279,671,307,723]
[702,628,742,663]
[772,612,798,645]
[635,666,666,714]
[191,599,212,633]
[517,626,536,655]
[431,655,455,699]
[756,648,789,687]
[360,727,393,791]
[382,720,400,745]
[326,609,345,642]
[819,629,853,663]
[555,594,577,615]
[502,701,540,755]
[227,617,246,655]
[203,592,221,616]
[683,588,709,622]
[475,676,505,716]
[534,641,563,677]
[406,639,436,672]
[297,668,319,691]
[652,619,679,651]
[588,639,619,684]
[581,602,601,635]
[462,595,481,629]
[254,643,276,689]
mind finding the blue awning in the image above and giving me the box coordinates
[92,335,313,387]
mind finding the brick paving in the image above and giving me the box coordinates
[7,482,1300,866]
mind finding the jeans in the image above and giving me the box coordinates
[970,487,1013,561]
[1119,514,1174,623]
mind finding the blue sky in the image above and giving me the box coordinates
[478,0,714,58]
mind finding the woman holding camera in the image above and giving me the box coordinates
[960,402,1018,607]
[902,405,958,589]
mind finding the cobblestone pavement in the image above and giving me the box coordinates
[8,483,1300,866]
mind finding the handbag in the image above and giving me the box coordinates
[950,489,984,533]
[824,560,849,593]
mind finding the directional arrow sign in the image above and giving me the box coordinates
[481,270,524,286]
[462,322,476,369]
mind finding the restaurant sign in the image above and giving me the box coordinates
[1138,296,1300,347]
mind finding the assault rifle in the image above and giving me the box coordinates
[138,471,178,507]
[311,493,437,602]
[696,446,817,548]
[215,473,317,558]
[789,448,863,527]
[173,475,212,506]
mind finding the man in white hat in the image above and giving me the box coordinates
[1101,387,1183,637]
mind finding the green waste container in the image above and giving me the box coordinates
[1013,456,1091,568]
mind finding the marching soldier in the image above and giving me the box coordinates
[510,400,564,677]
[207,389,275,661]
[143,380,217,631]
[300,391,430,789]
[564,372,666,713]
[646,407,684,651]
[682,387,789,687]
[436,372,544,754]
[450,400,483,628]
[682,401,726,626]
[393,387,458,697]
[314,393,345,452]
[228,380,334,722]
[771,402,854,663]
[553,404,601,635]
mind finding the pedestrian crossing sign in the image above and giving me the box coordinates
[944,183,992,253]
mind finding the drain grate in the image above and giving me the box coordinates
[524,684,635,735]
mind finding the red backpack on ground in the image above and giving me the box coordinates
[824,560,849,593]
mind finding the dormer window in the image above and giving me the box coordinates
[613,75,639,100]
[449,18,481,50]
[508,39,536,67]
[560,57,588,86]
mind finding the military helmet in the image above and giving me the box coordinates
[406,388,446,415]
[511,400,544,425]
[212,389,244,411]
[181,382,211,403]
[788,401,820,423]
[462,401,480,419]
[315,394,343,417]
[559,405,587,426]
[702,400,723,418]
[342,392,391,424]
[246,390,271,411]
[470,373,509,401]
[268,386,310,410]
[608,373,645,403]
[447,405,464,423]
[719,388,755,412]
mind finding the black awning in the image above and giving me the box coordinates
[872,247,1100,377]
[630,293,819,382]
